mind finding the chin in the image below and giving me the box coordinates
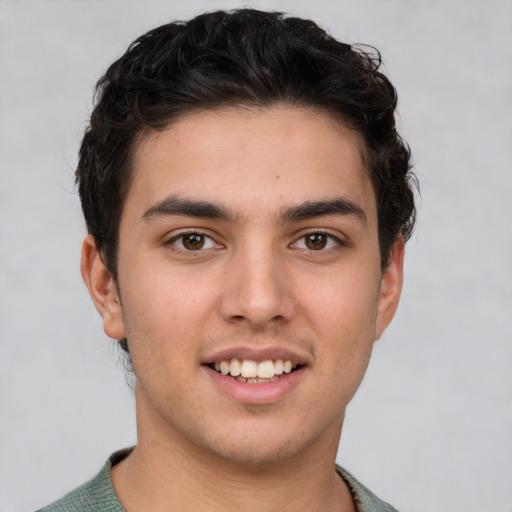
[207,438,304,468]
[199,418,338,469]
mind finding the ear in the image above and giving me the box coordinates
[375,236,405,340]
[80,235,126,340]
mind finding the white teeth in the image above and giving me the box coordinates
[233,375,285,384]
[230,357,241,376]
[257,360,274,379]
[240,360,258,378]
[212,358,297,380]
[220,360,229,375]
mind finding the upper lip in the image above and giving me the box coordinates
[203,346,310,366]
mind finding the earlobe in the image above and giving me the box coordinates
[80,235,126,340]
[375,236,405,340]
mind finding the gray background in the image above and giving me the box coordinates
[1,1,511,511]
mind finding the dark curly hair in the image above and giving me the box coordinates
[78,7,416,289]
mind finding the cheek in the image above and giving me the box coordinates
[301,268,381,334]
[124,263,213,321]
[300,269,380,378]
[118,266,219,365]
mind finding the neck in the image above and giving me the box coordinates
[112,444,354,512]
[111,419,355,512]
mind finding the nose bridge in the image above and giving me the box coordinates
[219,235,294,327]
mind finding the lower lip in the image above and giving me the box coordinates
[203,366,306,405]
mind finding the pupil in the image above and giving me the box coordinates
[306,233,327,250]
[184,234,204,250]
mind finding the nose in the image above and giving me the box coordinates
[218,243,296,330]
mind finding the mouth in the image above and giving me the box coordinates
[207,358,301,384]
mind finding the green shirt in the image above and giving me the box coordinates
[37,449,398,512]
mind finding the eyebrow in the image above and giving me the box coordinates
[142,195,236,222]
[280,198,367,225]
[141,195,366,225]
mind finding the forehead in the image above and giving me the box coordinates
[126,107,375,222]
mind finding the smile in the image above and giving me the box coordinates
[210,358,299,384]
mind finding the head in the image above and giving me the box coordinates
[78,9,417,465]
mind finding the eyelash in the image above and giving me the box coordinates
[165,230,345,253]
[165,231,220,251]
[291,231,345,252]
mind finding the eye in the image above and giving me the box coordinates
[168,232,219,251]
[293,232,341,251]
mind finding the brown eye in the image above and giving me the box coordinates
[182,233,205,250]
[167,232,221,252]
[305,233,328,250]
[168,232,220,252]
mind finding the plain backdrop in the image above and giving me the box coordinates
[1,1,511,511]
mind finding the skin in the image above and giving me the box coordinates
[82,107,404,511]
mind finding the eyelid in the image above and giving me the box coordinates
[165,230,223,251]
[290,229,347,250]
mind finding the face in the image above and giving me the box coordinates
[83,107,403,466]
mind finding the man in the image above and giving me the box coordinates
[39,8,416,512]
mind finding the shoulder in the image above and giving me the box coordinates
[336,465,399,512]
[35,449,131,512]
